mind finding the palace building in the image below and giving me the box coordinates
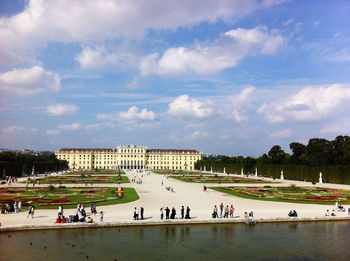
[55,145,202,170]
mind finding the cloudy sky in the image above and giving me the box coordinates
[1,0,350,155]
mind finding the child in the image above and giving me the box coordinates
[100,211,104,222]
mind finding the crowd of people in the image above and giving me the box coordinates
[1,201,22,214]
[133,207,145,220]
[212,203,235,218]
[159,206,191,220]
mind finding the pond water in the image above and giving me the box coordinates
[1,222,350,261]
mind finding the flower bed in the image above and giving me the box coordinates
[212,186,350,204]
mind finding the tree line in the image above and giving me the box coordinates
[0,151,68,177]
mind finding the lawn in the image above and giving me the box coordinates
[153,170,213,175]
[171,175,274,183]
[23,175,129,184]
[0,187,139,209]
[65,169,126,175]
[211,186,350,205]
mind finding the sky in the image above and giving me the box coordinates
[1,0,350,156]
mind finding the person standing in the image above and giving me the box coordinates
[160,208,164,220]
[220,203,224,218]
[140,207,144,220]
[181,206,185,219]
[224,205,229,218]
[170,207,176,219]
[100,211,104,222]
[14,202,17,213]
[58,205,63,219]
[213,205,218,218]
[185,206,190,219]
[18,201,22,212]
[165,207,170,219]
[230,205,235,218]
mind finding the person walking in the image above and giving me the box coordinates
[27,205,35,218]
[14,202,17,213]
[181,206,185,219]
[18,201,22,212]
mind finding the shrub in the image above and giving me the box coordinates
[48,185,55,191]
[290,184,297,190]
[1,180,5,184]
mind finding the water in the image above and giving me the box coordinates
[1,222,350,261]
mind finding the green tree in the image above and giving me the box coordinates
[268,145,285,164]
[290,142,307,164]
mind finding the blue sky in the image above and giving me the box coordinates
[1,0,350,156]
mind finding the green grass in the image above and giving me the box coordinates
[23,175,130,184]
[0,187,139,209]
[170,176,274,183]
[65,170,126,175]
[211,187,350,205]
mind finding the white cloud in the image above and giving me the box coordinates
[258,84,350,123]
[46,122,114,135]
[75,46,135,69]
[46,104,79,116]
[141,26,284,76]
[46,129,61,136]
[97,106,157,129]
[226,87,255,122]
[320,121,350,134]
[2,126,37,134]
[270,129,291,138]
[0,66,61,95]
[0,0,284,65]
[57,122,82,131]
[168,95,213,118]
[185,130,208,140]
[120,106,155,121]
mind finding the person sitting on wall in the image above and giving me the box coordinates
[87,217,93,223]
[331,210,336,216]
[292,210,298,217]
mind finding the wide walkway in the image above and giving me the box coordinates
[1,170,350,229]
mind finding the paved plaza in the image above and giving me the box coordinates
[1,170,350,230]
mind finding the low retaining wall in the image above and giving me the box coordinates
[1,216,350,232]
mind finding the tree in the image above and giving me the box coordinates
[306,138,332,165]
[290,142,307,164]
[268,145,285,164]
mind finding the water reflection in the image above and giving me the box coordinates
[1,222,350,261]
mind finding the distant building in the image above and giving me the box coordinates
[55,144,202,170]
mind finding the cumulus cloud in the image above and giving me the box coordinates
[2,126,37,134]
[0,66,61,95]
[258,84,350,123]
[0,0,284,65]
[75,46,136,69]
[140,26,284,76]
[168,95,212,118]
[46,122,114,135]
[46,104,79,116]
[226,87,256,122]
[269,129,291,138]
[97,106,157,129]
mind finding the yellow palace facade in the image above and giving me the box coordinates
[55,145,202,170]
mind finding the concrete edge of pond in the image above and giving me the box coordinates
[1,217,350,232]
